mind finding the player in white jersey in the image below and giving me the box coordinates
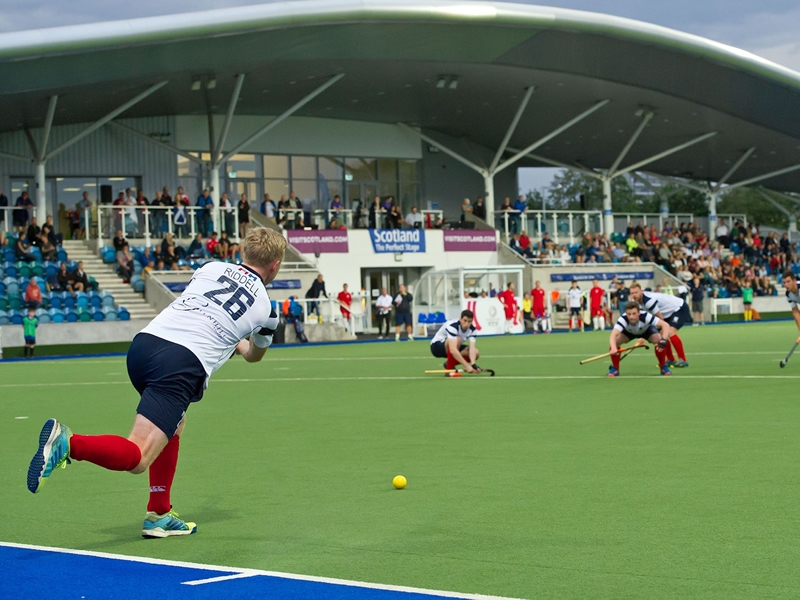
[27,227,286,538]
[608,301,673,377]
[629,282,691,368]
[567,280,584,332]
[430,309,482,373]
[782,270,800,343]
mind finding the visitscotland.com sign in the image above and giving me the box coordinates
[369,229,426,253]
[286,230,349,254]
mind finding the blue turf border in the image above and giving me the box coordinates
[0,317,794,363]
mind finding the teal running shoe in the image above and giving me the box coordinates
[661,365,673,376]
[607,366,620,378]
[673,360,689,368]
[27,418,72,494]
[142,510,197,538]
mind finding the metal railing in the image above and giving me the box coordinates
[93,205,240,247]
[279,295,363,334]
[618,213,694,230]
[1,206,39,234]
[495,209,604,245]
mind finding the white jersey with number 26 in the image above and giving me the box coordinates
[141,261,274,380]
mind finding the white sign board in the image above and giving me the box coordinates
[462,297,524,335]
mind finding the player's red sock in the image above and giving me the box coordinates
[70,435,142,472]
[670,334,686,361]
[655,346,667,367]
[665,340,675,362]
[610,347,621,369]
[445,351,459,370]
[147,435,179,515]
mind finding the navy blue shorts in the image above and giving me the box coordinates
[665,303,692,330]
[431,340,466,358]
[24,336,36,344]
[618,325,659,341]
[395,312,412,327]
[126,333,207,440]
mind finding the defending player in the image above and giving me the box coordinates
[26,227,286,538]
[609,301,673,377]
[531,280,550,334]
[497,282,518,334]
[629,282,692,367]
[567,280,583,332]
[782,270,800,342]
[430,309,481,373]
[589,279,606,331]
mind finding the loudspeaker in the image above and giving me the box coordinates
[100,185,113,204]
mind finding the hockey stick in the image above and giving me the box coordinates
[780,342,798,368]
[579,341,648,365]
[424,368,496,376]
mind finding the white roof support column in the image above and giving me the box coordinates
[488,85,535,173]
[607,110,654,178]
[27,95,59,221]
[220,73,344,164]
[46,81,168,160]
[602,177,613,236]
[612,131,718,177]
[494,99,610,174]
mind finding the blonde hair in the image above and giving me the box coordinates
[241,227,286,269]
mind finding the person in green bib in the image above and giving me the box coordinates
[742,281,754,322]
[23,308,38,359]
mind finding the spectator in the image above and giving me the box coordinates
[512,195,527,234]
[42,215,63,246]
[305,274,328,319]
[405,206,423,229]
[375,287,393,339]
[72,261,89,291]
[25,279,42,309]
[15,236,35,261]
[173,188,189,238]
[206,231,220,257]
[14,191,33,231]
[368,195,383,229]
[149,190,166,236]
[161,186,172,205]
[0,188,7,230]
[196,189,213,236]
[219,231,238,259]
[27,216,42,247]
[135,189,149,234]
[238,194,251,238]
[337,283,352,328]
[188,233,207,259]
[460,198,472,223]
[220,192,235,236]
[716,219,729,247]
[22,308,38,359]
[57,262,77,293]
[473,197,486,221]
[262,193,277,222]
[387,203,403,229]
[113,230,128,254]
[277,195,291,224]
[393,284,414,341]
[143,259,155,279]
[38,232,57,262]
[614,280,630,315]
[329,195,343,220]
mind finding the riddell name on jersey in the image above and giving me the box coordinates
[224,267,260,297]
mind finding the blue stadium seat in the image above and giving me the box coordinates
[101,294,114,308]
[102,306,118,321]
[49,294,63,309]
[418,313,428,323]
[117,307,130,321]
[89,293,102,310]
[76,292,89,311]
[57,248,67,262]
[44,261,58,278]
[92,310,105,321]
[0,310,8,325]
[64,309,78,323]
[60,293,76,310]
[48,308,65,323]
[38,313,51,324]
[9,310,23,325]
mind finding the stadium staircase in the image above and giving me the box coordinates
[61,240,158,321]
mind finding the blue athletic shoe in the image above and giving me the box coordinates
[27,418,72,494]
[607,366,620,378]
[673,360,689,368]
[142,510,197,538]
[661,366,673,376]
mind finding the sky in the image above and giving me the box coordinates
[2,0,798,194]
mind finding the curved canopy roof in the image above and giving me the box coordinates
[1,0,800,190]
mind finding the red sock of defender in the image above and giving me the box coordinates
[147,435,180,515]
[655,346,667,367]
[445,351,459,370]
[670,334,686,361]
[70,435,142,472]
[665,340,675,362]
[610,347,621,369]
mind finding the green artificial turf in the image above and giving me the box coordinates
[2,322,800,599]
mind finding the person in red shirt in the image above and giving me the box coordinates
[531,280,548,334]
[589,278,606,331]
[25,279,43,310]
[497,282,518,334]
[337,283,352,329]
[205,232,220,257]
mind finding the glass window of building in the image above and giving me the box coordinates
[264,179,291,201]
[263,155,289,179]
[320,180,342,207]
[291,156,317,180]
[345,157,377,181]
[378,158,397,181]
[399,159,419,182]
[318,157,344,181]
[226,154,258,179]
[292,179,318,203]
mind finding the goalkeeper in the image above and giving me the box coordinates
[26,227,286,538]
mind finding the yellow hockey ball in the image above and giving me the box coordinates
[392,475,407,489]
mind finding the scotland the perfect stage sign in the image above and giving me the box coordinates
[369,229,426,253]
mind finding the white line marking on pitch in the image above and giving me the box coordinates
[182,571,260,586]
[0,541,524,600]
[14,416,28,419]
